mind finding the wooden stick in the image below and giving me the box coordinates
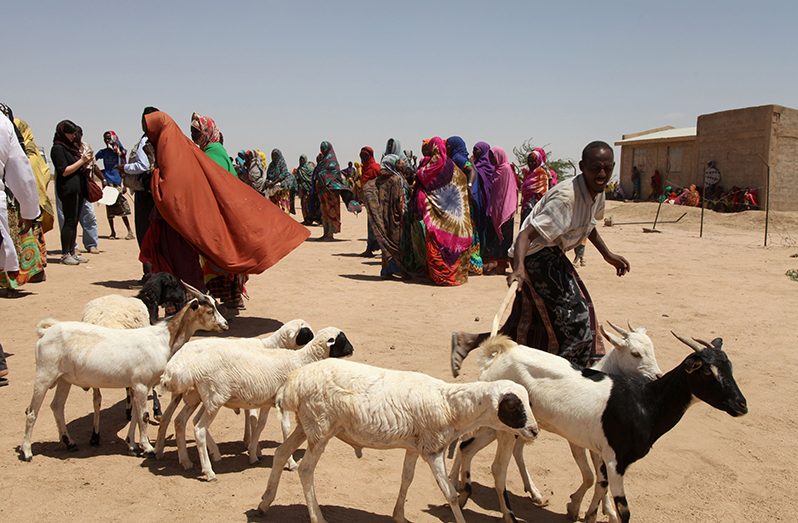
[491,281,519,337]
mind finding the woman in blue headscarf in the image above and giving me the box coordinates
[447,136,482,276]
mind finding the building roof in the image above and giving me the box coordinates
[615,126,697,146]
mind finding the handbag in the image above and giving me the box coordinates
[86,166,103,203]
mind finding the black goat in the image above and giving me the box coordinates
[137,272,186,324]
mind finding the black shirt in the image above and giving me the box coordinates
[51,143,87,197]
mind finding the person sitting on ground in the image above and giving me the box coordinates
[451,140,630,375]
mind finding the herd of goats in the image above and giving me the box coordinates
[18,273,748,523]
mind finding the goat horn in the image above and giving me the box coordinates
[180,280,203,298]
[600,324,625,347]
[671,331,704,352]
[627,320,637,332]
[607,321,629,337]
[692,337,714,349]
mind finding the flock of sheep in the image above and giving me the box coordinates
[19,274,748,523]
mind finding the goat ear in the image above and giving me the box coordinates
[711,337,723,349]
[685,358,703,374]
[189,299,199,311]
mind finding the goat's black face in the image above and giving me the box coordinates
[296,327,314,346]
[685,342,747,417]
[498,393,527,429]
[328,332,354,358]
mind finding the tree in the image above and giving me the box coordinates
[512,138,576,181]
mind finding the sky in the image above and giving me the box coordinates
[4,0,797,171]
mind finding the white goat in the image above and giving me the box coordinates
[21,295,228,461]
[451,321,662,519]
[153,319,313,463]
[457,333,747,523]
[81,294,155,443]
[257,359,540,523]
[159,326,352,481]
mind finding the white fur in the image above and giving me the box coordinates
[153,319,313,466]
[257,359,539,523]
[81,294,150,329]
[451,324,663,523]
[21,297,228,461]
[158,326,339,481]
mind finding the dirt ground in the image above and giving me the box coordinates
[1,199,796,522]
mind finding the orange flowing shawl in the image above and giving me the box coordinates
[145,112,309,274]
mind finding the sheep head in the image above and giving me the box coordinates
[307,327,354,359]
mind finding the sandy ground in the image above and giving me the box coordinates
[1,198,796,522]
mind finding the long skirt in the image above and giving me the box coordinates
[426,237,467,286]
[319,189,341,233]
[0,201,45,289]
[269,189,291,214]
[139,211,204,291]
[452,246,604,368]
[465,201,483,275]
[482,218,515,262]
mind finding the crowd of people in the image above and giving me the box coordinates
[1,101,629,386]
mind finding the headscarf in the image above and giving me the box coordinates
[383,138,406,160]
[237,150,267,193]
[528,147,547,169]
[359,146,380,185]
[0,103,24,150]
[190,112,221,150]
[316,141,346,190]
[487,146,519,241]
[295,155,314,192]
[235,149,247,175]
[380,154,402,178]
[472,141,494,205]
[103,130,126,161]
[446,136,469,170]
[52,120,81,157]
[266,149,293,188]
[416,136,448,186]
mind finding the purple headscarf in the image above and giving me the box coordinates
[473,141,494,207]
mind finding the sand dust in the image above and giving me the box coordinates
[0,200,795,522]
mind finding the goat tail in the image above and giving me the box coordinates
[159,366,193,395]
[36,318,59,338]
[477,335,517,373]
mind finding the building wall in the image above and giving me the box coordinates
[619,140,696,197]
[769,106,798,212]
[695,106,771,206]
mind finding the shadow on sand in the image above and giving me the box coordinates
[91,279,142,290]
[423,482,564,523]
[245,504,395,522]
[143,438,305,480]
[194,316,283,338]
[19,398,152,461]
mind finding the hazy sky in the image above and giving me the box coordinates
[4,0,797,169]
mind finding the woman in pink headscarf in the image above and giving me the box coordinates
[483,146,518,275]
[520,147,553,222]
[415,136,473,286]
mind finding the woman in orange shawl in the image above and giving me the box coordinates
[139,111,308,304]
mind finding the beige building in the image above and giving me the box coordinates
[615,104,798,211]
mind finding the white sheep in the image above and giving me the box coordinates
[159,326,352,481]
[458,332,747,523]
[81,294,150,329]
[450,321,663,518]
[153,319,314,464]
[257,359,540,523]
[21,294,228,462]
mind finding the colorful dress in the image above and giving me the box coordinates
[416,137,473,286]
[447,136,482,275]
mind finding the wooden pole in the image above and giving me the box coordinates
[764,162,770,247]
